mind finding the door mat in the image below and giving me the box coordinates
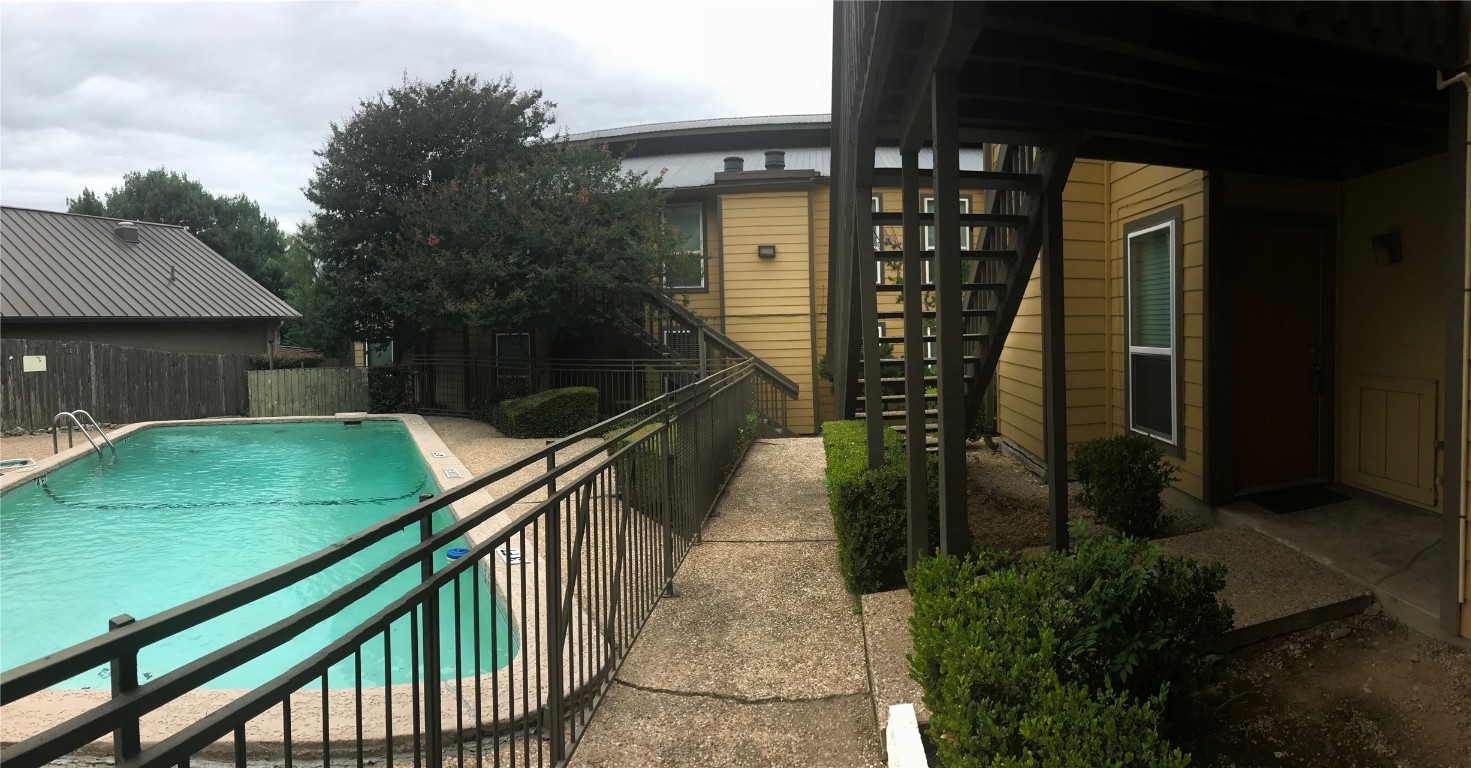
[1244,485,1351,514]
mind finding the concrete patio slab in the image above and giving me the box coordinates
[859,589,927,731]
[1161,526,1373,650]
[1214,487,1444,638]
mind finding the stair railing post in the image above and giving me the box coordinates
[931,69,971,555]
[545,474,566,762]
[661,394,677,596]
[857,176,885,470]
[900,146,929,568]
[417,493,444,768]
[108,614,141,762]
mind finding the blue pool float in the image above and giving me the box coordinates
[446,547,470,561]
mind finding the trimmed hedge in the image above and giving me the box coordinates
[908,529,1233,767]
[821,420,941,594]
[249,352,324,370]
[1074,432,1179,538]
[367,364,414,413]
[489,386,599,438]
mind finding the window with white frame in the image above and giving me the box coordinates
[921,196,971,284]
[873,195,885,284]
[663,204,705,290]
[1125,211,1180,446]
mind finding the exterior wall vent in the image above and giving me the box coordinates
[114,221,140,244]
[764,150,786,170]
[724,156,744,172]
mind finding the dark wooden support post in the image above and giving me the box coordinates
[1440,52,1468,637]
[931,70,970,555]
[901,148,929,567]
[1041,170,1070,550]
[857,182,886,470]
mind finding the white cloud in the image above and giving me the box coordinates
[0,0,832,231]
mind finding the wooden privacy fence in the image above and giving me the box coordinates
[0,338,252,432]
[247,367,369,417]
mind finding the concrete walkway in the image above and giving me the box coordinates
[568,438,883,768]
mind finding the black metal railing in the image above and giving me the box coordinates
[622,289,800,437]
[407,357,733,419]
[1,362,764,768]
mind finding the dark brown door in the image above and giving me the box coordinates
[1230,220,1329,492]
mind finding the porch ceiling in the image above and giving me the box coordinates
[872,1,1462,179]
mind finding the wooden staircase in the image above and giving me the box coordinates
[616,288,802,437]
[854,145,1058,449]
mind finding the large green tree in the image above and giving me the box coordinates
[306,72,676,367]
[277,225,351,356]
[67,169,288,297]
[394,141,679,374]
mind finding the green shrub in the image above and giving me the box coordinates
[821,420,941,594]
[488,386,598,438]
[1073,432,1179,537]
[909,550,1192,768]
[907,529,1231,767]
[367,364,414,413]
[249,352,324,370]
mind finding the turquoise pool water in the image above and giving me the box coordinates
[0,421,516,690]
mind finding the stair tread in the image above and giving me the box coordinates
[874,249,1016,261]
[876,309,996,319]
[878,333,986,343]
[868,168,1043,191]
[874,282,1006,292]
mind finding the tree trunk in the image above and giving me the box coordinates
[532,325,558,392]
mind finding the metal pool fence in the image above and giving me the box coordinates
[0,362,765,768]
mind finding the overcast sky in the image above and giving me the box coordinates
[0,0,833,232]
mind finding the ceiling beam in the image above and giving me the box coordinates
[982,10,1446,115]
[955,63,1442,155]
[895,2,987,152]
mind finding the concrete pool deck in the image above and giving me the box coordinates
[0,414,614,759]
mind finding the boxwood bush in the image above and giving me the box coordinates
[489,386,599,438]
[249,352,324,370]
[821,420,940,594]
[1073,431,1179,538]
[367,363,414,413]
[908,528,1232,767]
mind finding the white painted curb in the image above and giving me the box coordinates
[886,703,928,768]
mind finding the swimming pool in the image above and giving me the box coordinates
[0,420,516,690]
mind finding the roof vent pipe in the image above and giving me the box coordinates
[723,156,744,172]
[114,221,139,244]
[764,150,785,170]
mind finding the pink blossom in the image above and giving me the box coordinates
[660,166,669,175]
[427,233,441,246]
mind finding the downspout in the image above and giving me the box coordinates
[1439,66,1471,619]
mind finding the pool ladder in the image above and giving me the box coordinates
[52,410,116,458]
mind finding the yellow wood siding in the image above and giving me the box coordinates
[995,159,1111,461]
[1341,154,1448,511]
[1102,163,1208,500]
[718,190,819,434]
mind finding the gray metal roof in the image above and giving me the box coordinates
[566,114,830,144]
[0,207,299,321]
[632,146,988,190]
